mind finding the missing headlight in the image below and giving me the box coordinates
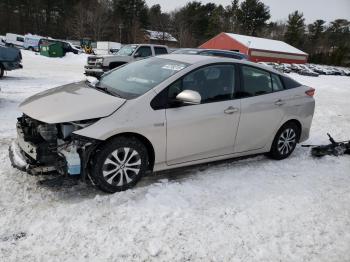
[37,124,58,141]
[59,119,100,140]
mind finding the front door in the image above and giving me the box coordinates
[166,64,241,165]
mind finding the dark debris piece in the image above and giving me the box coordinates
[1,232,27,242]
[38,175,80,188]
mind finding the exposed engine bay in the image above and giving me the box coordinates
[9,114,100,178]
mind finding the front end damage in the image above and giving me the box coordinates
[9,114,100,180]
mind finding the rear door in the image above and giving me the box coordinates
[234,65,287,153]
[166,64,241,165]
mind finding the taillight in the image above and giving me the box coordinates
[305,88,315,97]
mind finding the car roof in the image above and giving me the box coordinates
[159,54,217,64]
[158,54,283,75]
[125,43,168,48]
[174,48,245,55]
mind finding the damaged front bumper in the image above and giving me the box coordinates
[9,115,100,178]
[9,141,56,175]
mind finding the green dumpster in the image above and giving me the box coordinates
[40,42,64,57]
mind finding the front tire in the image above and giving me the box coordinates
[91,136,148,193]
[269,122,300,160]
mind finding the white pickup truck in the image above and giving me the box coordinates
[84,44,169,78]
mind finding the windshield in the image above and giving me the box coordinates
[116,45,138,56]
[98,57,189,99]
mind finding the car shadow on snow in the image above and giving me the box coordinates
[2,140,311,202]
[0,75,35,81]
[36,152,276,199]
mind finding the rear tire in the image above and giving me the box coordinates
[0,65,4,78]
[269,122,300,160]
[90,136,148,193]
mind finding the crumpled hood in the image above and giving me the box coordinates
[19,81,126,124]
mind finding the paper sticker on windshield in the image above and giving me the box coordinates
[162,64,186,71]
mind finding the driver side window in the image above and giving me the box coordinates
[136,46,152,57]
[168,64,236,106]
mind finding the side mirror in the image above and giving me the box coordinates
[176,90,201,105]
[134,52,141,58]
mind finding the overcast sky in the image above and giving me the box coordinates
[145,0,350,24]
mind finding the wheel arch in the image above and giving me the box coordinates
[278,119,302,142]
[94,132,155,171]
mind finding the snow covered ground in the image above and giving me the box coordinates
[0,51,350,261]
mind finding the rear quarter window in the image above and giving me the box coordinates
[154,47,168,55]
[281,76,302,89]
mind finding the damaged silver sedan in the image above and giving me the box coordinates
[9,54,315,193]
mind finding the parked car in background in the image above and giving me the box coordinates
[313,66,327,75]
[60,40,81,54]
[323,67,336,75]
[339,68,350,76]
[85,44,169,78]
[10,54,315,193]
[290,63,303,72]
[330,67,343,75]
[0,46,22,78]
[0,35,5,46]
[298,68,319,77]
[280,63,292,73]
[24,34,44,51]
[5,33,24,48]
[273,64,290,73]
[173,48,248,60]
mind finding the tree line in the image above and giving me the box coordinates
[0,0,349,65]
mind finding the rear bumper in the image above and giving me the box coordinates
[3,61,22,71]
[299,99,315,143]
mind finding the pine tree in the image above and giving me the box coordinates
[284,11,305,49]
[236,0,270,36]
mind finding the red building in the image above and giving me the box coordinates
[199,32,308,64]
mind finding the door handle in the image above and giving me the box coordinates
[224,106,239,114]
[274,99,285,106]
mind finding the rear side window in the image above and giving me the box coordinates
[154,47,168,55]
[241,65,272,96]
[271,74,284,92]
[281,76,302,89]
[229,54,244,60]
[213,52,231,58]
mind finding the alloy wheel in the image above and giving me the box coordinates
[277,128,297,155]
[102,147,141,186]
